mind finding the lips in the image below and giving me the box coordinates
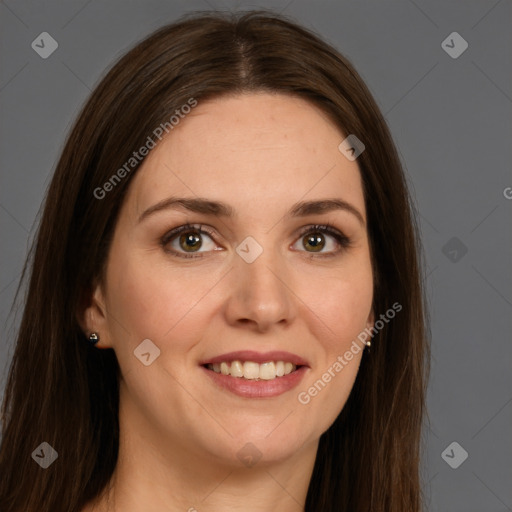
[199,350,310,398]
[199,350,310,367]
[201,364,308,398]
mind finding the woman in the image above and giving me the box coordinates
[0,9,429,512]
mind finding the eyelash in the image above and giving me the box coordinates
[296,224,351,258]
[160,223,351,260]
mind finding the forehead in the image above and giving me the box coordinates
[126,93,365,219]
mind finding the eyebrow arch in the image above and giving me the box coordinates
[288,199,365,226]
[138,197,365,226]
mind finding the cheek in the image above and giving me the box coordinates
[292,258,372,416]
[296,261,373,351]
[104,249,219,347]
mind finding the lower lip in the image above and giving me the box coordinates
[201,365,308,398]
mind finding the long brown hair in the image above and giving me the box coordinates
[0,10,429,511]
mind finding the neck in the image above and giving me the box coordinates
[85,395,319,512]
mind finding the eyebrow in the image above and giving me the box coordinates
[138,197,365,226]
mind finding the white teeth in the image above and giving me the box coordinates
[259,362,276,380]
[220,362,230,375]
[243,361,260,379]
[206,360,298,380]
[231,360,244,377]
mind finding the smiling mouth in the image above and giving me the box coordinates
[203,360,302,381]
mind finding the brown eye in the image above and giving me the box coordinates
[292,224,351,257]
[302,233,325,252]
[179,231,203,252]
[161,224,218,258]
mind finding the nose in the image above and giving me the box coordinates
[223,242,297,332]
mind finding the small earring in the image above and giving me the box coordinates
[88,332,99,345]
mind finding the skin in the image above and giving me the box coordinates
[81,92,374,512]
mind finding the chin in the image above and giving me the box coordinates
[217,425,312,467]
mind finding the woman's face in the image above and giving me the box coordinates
[87,93,374,467]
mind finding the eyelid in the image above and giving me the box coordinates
[293,223,352,257]
[160,223,220,259]
[161,223,216,245]
[160,222,351,259]
[295,223,348,240]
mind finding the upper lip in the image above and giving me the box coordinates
[200,350,310,367]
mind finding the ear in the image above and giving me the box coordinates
[77,281,113,349]
[366,309,375,330]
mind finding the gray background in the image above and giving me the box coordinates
[1,0,511,510]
